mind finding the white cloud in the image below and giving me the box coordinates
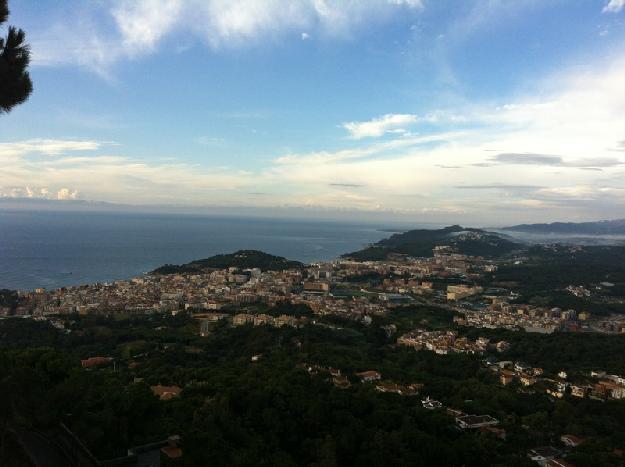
[0,186,80,200]
[56,188,81,200]
[112,0,183,54]
[603,0,625,13]
[0,139,101,157]
[32,0,424,73]
[342,114,419,139]
[8,53,625,223]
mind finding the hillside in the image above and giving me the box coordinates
[343,225,520,261]
[504,218,625,235]
[152,250,304,274]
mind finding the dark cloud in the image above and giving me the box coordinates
[435,164,462,169]
[493,153,563,165]
[485,153,623,168]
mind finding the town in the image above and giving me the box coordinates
[6,244,624,337]
[3,243,625,465]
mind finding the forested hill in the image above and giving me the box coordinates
[152,250,304,274]
[504,218,625,235]
[344,225,520,261]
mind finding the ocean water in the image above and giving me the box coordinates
[0,210,394,291]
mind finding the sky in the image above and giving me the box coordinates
[1,0,625,225]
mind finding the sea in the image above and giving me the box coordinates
[0,209,409,291]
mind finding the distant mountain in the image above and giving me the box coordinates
[343,225,520,261]
[152,250,303,274]
[503,219,625,235]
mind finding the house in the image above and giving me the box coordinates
[332,375,351,389]
[528,447,561,466]
[151,385,182,400]
[496,340,511,352]
[421,397,442,410]
[81,356,113,369]
[375,382,422,396]
[376,382,403,394]
[546,388,564,399]
[328,367,342,377]
[356,370,382,383]
[546,459,575,467]
[560,434,584,447]
[456,414,499,430]
[232,313,255,326]
[520,373,537,386]
[500,371,515,386]
[570,385,588,398]
[126,435,183,466]
[253,313,274,326]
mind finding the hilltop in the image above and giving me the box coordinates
[152,250,304,274]
[343,225,520,261]
[504,218,625,235]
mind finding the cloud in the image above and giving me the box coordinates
[274,131,463,165]
[301,32,310,40]
[32,0,425,74]
[112,0,183,54]
[342,114,418,139]
[8,54,625,224]
[603,0,625,13]
[0,186,80,200]
[329,182,364,188]
[0,139,102,157]
[491,153,562,166]
[487,153,623,168]
[454,184,543,190]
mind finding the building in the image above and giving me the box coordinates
[421,397,442,410]
[527,447,561,466]
[560,434,584,447]
[81,356,113,369]
[232,313,255,326]
[500,371,515,386]
[356,370,382,383]
[447,284,483,301]
[456,414,499,429]
[151,385,182,400]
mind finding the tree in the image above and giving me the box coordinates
[0,0,32,113]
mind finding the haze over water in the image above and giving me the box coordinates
[0,210,398,291]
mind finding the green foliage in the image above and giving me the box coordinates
[344,225,520,261]
[265,301,313,317]
[153,249,304,274]
[2,312,625,465]
[491,244,625,315]
[504,219,625,235]
[463,326,625,374]
[0,0,32,114]
[0,289,21,310]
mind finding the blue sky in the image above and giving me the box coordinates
[2,0,625,224]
